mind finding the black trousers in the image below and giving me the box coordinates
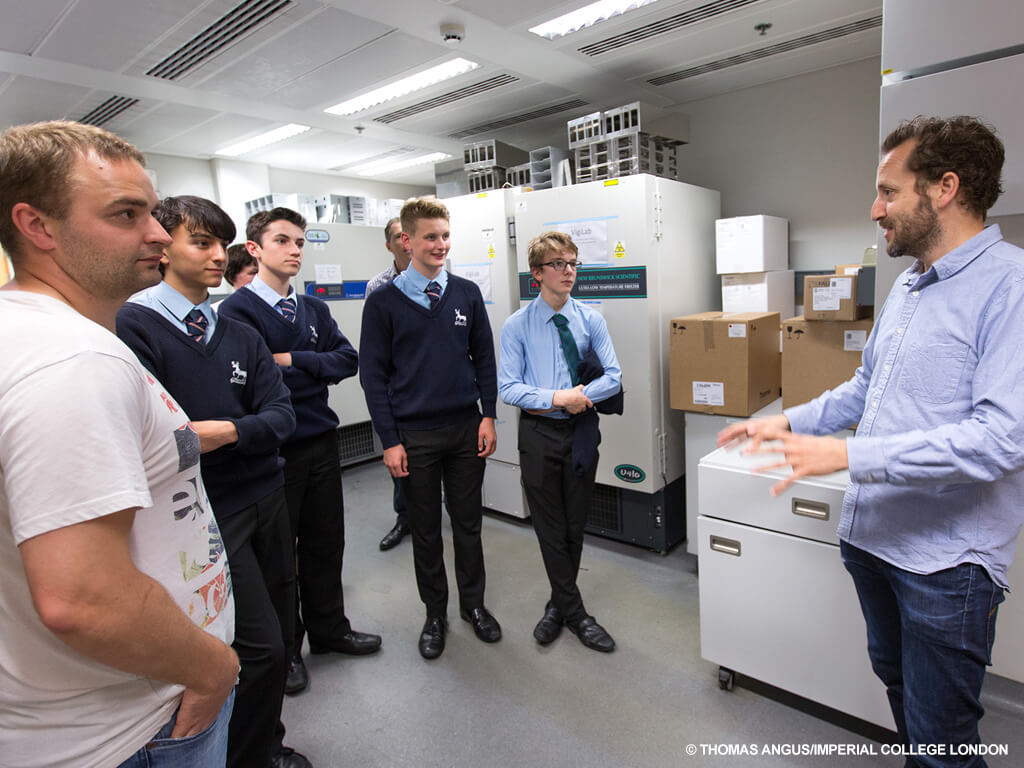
[400,414,486,618]
[218,487,295,768]
[280,429,350,655]
[518,413,597,624]
[392,475,408,525]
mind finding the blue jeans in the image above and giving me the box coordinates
[840,541,1003,768]
[117,689,234,768]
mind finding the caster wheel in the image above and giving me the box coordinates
[718,667,735,691]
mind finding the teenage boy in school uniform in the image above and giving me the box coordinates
[220,207,380,697]
[498,231,621,653]
[365,216,412,552]
[116,196,310,768]
[359,196,501,660]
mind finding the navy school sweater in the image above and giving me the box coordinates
[219,287,358,442]
[359,274,497,449]
[115,303,296,518]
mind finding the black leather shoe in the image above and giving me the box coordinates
[284,652,308,695]
[271,746,313,768]
[379,520,409,551]
[460,606,502,643]
[419,616,447,659]
[309,630,382,656]
[566,615,615,652]
[533,603,563,645]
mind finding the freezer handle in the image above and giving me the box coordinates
[792,498,829,520]
[709,535,741,557]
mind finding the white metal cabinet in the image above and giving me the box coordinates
[697,446,894,730]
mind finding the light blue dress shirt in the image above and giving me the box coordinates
[393,264,447,308]
[786,225,1024,587]
[499,295,621,420]
[129,281,217,343]
[246,274,296,313]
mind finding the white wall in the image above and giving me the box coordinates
[676,57,882,272]
[142,152,430,240]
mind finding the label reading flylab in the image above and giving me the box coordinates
[693,381,725,407]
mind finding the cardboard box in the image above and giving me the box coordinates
[715,215,789,274]
[670,311,781,417]
[835,263,863,276]
[781,315,874,409]
[803,274,871,321]
[721,270,794,317]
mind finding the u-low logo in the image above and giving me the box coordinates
[614,464,645,483]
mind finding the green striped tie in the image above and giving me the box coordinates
[552,314,580,386]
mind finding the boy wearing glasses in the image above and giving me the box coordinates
[498,231,622,653]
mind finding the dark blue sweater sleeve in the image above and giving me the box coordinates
[358,289,400,449]
[468,288,498,418]
[290,300,358,385]
[230,326,296,454]
[115,305,161,378]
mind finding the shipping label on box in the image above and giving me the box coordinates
[670,311,781,417]
[803,274,871,321]
[781,316,874,409]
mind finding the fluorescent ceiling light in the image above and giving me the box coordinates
[216,124,311,156]
[349,152,450,177]
[324,58,480,116]
[529,0,660,40]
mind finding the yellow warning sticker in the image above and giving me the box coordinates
[604,179,619,187]
[487,245,496,259]
[613,241,626,259]
[477,192,488,198]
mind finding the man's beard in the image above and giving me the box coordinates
[882,194,941,260]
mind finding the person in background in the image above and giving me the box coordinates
[718,115,1024,767]
[498,231,621,653]
[117,195,308,768]
[359,196,500,660]
[225,242,259,290]
[366,216,413,552]
[219,207,381,701]
[0,120,237,768]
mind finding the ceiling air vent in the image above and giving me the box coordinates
[579,0,762,57]
[78,96,139,127]
[146,0,292,80]
[449,98,589,140]
[374,74,519,125]
[648,15,882,85]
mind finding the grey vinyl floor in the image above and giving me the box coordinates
[281,461,1024,768]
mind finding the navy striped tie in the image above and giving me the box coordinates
[278,297,296,323]
[425,280,442,309]
[185,308,208,345]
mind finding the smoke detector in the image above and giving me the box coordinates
[441,23,465,46]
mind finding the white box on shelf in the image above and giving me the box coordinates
[721,270,794,316]
[715,215,789,274]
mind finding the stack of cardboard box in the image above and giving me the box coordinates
[781,264,874,409]
[716,215,794,319]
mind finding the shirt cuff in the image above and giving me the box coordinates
[846,436,886,484]
[783,404,814,434]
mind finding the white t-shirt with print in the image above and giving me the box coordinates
[0,292,235,768]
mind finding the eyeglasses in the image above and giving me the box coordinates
[541,259,581,272]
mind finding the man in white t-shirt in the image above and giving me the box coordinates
[0,121,239,768]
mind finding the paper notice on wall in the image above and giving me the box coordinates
[812,286,841,311]
[451,263,492,302]
[693,381,725,407]
[727,323,747,338]
[315,263,342,283]
[562,220,608,264]
[844,330,868,352]
[830,277,853,299]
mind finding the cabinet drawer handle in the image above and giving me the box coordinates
[710,535,741,556]
[792,498,829,520]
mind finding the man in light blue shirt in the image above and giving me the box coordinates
[499,231,621,653]
[719,116,1024,766]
